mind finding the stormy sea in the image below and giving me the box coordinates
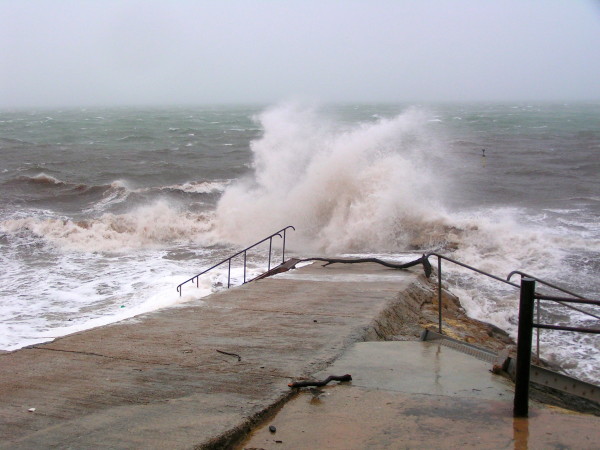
[1,102,598,383]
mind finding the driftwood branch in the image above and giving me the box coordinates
[298,255,432,278]
[216,350,241,361]
[288,374,352,388]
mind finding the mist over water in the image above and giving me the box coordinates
[0,102,598,383]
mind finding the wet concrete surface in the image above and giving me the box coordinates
[0,262,422,449]
[240,342,600,449]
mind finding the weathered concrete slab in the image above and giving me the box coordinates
[0,262,421,449]
[241,341,600,449]
[315,341,516,399]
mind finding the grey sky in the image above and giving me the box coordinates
[1,0,599,108]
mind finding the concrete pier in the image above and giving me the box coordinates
[1,261,597,449]
[0,262,422,448]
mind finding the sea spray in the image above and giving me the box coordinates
[215,103,452,252]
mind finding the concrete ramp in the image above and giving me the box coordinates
[241,341,599,449]
[0,262,421,449]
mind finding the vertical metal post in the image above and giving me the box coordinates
[243,251,247,283]
[227,259,231,288]
[437,257,443,334]
[514,277,535,417]
[536,296,540,362]
[282,229,287,263]
[268,237,272,271]
[267,236,273,272]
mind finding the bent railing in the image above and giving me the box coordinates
[176,226,295,296]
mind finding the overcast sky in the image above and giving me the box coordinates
[1,0,600,108]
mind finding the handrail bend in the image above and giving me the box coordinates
[425,252,519,334]
[428,252,520,288]
[507,270,600,320]
[425,253,599,334]
[177,226,295,296]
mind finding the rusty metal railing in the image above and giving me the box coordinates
[176,226,295,296]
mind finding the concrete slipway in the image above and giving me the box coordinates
[0,262,597,449]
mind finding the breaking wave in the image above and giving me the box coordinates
[215,103,451,252]
[1,201,215,253]
[160,180,229,195]
[5,173,230,214]
[26,173,65,185]
[211,104,569,266]
[210,104,596,276]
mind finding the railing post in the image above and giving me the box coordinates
[243,251,247,283]
[536,296,540,362]
[282,229,287,263]
[268,237,273,271]
[228,259,231,288]
[514,277,536,417]
[437,257,443,334]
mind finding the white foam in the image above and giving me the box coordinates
[29,172,64,185]
[0,256,211,350]
[1,200,216,253]
[83,180,130,212]
[164,180,229,194]
[214,103,449,253]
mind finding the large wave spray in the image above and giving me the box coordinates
[215,103,452,252]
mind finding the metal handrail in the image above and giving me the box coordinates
[425,252,520,333]
[514,279,600,417]
[176,226,295,296]
[424,253,599,418]
[507,270,600,320]
[533,293,600,333]
[425,253,600,334]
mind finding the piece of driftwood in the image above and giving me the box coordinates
[288,374,352,388]
[251,258,302,282]
[298,255,432,278]
[216,350,241,361]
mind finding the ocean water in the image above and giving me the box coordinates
[1,102,598,383]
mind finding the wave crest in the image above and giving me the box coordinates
[1,201,214,252]
[162,180,229,194]
[24,173,65,186]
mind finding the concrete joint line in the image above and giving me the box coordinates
[32,346,171,366]
[232,306,367,319]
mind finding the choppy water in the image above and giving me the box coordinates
[1,102,598,383]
